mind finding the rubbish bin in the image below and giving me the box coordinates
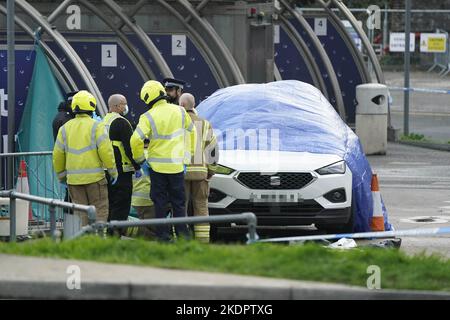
[355,83,389,155]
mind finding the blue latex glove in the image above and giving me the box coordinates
[60,181,67,188]
[183,164,187,175]
[111,176,118,185]
[92,111,102,122]
[134,170,142,179]
[141,162,151,176]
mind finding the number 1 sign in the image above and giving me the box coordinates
[102,44,117,67]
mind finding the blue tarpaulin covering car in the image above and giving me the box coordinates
[197,80,391,232]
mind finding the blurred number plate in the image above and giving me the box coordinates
[250,192,298,203]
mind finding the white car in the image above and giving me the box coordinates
[208,149,353,238]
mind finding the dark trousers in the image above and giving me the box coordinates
[149,169,190,241]
[107,171,133,235]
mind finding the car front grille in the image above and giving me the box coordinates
[226,200,324,214]
[236,172,314,190]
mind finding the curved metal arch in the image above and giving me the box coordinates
[175,0,245,85]
[0,4,78,93]
[15,0,108,115]
[155,0,228,87]
[316,0,370,83]
[332,0,385,83]
[279,0,346,120]
[274,63,282,81]
[102,0,173,78]
[278,15,328,98]
[76,0,153,81]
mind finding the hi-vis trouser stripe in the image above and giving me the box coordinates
[194,224,210,243]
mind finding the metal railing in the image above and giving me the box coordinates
[427,29,450,76]
[0,151,66,231]
[0,190,96,242]
[73,212,259,244]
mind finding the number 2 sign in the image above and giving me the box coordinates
[172,35,187,56]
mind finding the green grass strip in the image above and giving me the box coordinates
[0,236,449,291]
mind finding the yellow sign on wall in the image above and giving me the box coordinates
[420,33,447,53]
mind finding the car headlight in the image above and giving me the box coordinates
[316,161,346,175]
[215,164,235,175]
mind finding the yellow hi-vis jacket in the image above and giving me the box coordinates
[130,100,196,174]
[103,112,134,172]
[132,171,153,207]
[132,149,153,207]
[53,114,118,185]
[185,110,218,181]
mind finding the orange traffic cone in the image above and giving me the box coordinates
[370,174,385,231]
[15,160,33,221]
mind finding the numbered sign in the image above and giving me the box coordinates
[314,18,327,36]
[274,25,280,44]
[172,35,187,56]
[101,44,117,67]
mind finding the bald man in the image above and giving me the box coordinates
[180,93,218,243]
[103,94,140,235]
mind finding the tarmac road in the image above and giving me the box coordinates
[368,142,450,257]
[385,70,450,142]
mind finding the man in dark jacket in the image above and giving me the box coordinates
[103,94,140,236]
[52,91,77,140]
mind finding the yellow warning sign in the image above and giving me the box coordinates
[428,38,446,51]
[420,33,447,53]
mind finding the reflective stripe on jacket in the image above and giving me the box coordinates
[131,170,153,207]
[130,100,196,174]
[185,110,218,181]
[53,114,117,185]
[103,112,134,172]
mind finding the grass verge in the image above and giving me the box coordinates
[0,236,449,291]
[400,133,450,145]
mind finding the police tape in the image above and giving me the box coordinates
[389,86,450,95]
[257,226,450,243]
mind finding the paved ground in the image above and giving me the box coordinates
[0,254,448,299]
[384,71,450,142]
[368,142,450,257]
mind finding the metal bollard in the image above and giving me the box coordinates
[49,204,56,241]
[9,195,16,242]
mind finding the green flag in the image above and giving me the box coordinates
[17,44,65,219]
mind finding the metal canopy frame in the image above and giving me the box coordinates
[45,0,161,82]
[316,0,370,83]
[0,4,78,92]
[102,0,173,78]
[154,0,229,87]
[278,15,328,98]
[175,0,245,85]
[331,0,385,84]
[279,0,346,120]
[15,0,108,114]
[48,0,173,80]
